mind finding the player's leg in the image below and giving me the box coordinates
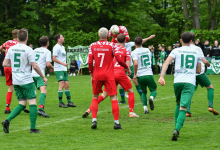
[118,85,126,104]
[147,75,157,110]
[38,85,49,118]
[137,76,148,113]
[130,65,142,99]
[4,67,13,114]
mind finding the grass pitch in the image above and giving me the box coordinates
[0,75,219,149]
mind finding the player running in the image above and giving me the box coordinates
[186,33,218,117]
[32,36,54,118]
[131,36,157,114]
[2,29,47,133]
[158,32,202,141]
[108,25,130,43]
[88,28,129,129]
[83,34,139,118]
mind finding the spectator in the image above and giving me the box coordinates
[69,60,78,76]
[203,40,211,60]
[158,47,167,74]
[166,46,172,56]
[172,44,176,49]
[211,40,220,58]
[175,41,180,48]
[29,43,34,49]
[166,46,172,74]
[195,39,204,50]
[150,48,156,74]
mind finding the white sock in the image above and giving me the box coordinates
[150,96,154,100]
[143,106,148,110]
[92,118,97,122]
[114,120,119,124]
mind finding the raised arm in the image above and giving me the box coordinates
[142,35,155,44]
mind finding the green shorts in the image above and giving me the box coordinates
[33,77,47,90]
[129,65,134,79]
[196,73,211,88]
[137,75,157,93]
[173,83,195,108]
[54,71,69,82]
[14,82,36,101]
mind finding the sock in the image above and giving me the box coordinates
[112,100,119,120]
[91,98,98,118]
[6,92,13,111]
[30,105,38,129]
[143,106,148,110]
[175,110,186,132]
[39,93,46,111]
[150,90,157,99]
[141,92,147,106]
[89,95,105,110]
[207,88,214,108]
[65,90,71,102]
[114,120,119,124]
[58,90,63,103]
[119,89,125,102]
[175,104,180,126]
[135,85,142,97]
[92,118,97,122]
[7,104,26,122]
[128,92,135,112]
[187,101,191,113]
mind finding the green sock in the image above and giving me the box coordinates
[39,93,46,111]
[30,105,38,129]
[58,90,63,103]
[141,92,147,106]
[119,89,125,102]
[150,90,157,98]
[207,88,214,108]
[65,90,71,102]
[175,110,186,132]
[187,100,191,113]
[7,104,26,122]
[135,85,142,97]
[175,104,180,126]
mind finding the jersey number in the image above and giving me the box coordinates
[14,53,21,67]
[141,55,150,67]
[181,54,195,69]
[35,54,40,61]
[114,55,121,67]
[98,53,105,67]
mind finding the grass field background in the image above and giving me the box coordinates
[0,75,219,149]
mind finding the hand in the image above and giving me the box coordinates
[158,77,165,86]
[162,44,165,46]
[127,69,131,76]
[207,54,210,57]
[62,63,68,67]
[150,35,155,39]
[159,58,161,59]
[43,77,48,84]
[49,69,54,72]
[133,75,138,83]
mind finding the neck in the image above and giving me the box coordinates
[118,43,124,47]
[42,46,48,48]
[136,45,142,48]
[182,43,190,46]
[57,42,62,46]
[19,41,27,44]
[215,45,218,46]
[99,38,107,41]
[13,38,18,41]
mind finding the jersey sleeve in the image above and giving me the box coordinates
[126,50,131,61]
[88,44,94,73]
[131,51,138,60]
[107,31,112,40]
[119,26,130,42]
[5,48,10,59]
[28,49,36,63]
[53,46,59,56]
[46,51,52,62]
[169,49,176,59]
[1,41,7,48]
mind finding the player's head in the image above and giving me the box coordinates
[18,29,28,42]
[134,36,142,47]
[54,34,64,44]
[39,36,49,47]
[12,29,19,39]
[204,40,209,45]
[98,27,108,39]
[181,32,192,44]
[117,34,126,43]
[110,25,119,35]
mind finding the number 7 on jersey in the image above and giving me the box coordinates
[98,53,105,67]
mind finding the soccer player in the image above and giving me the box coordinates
[2,29,47,133]
[108,25,130,43]
[118,35,156,104]
[52,34,76,108]
[32,36,54,118]
[88,28,129,129]
[83,34,139,118]
[186,33,218,117]
[158,32,202,141]
[131,36,157,114]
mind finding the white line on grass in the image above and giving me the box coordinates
[0,95,174,134]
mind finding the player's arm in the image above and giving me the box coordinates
[202,57,210,67]
[0,46,5,52]
[46,61,54,70]
[196,62,201,74]
[46,52,54,70]
[142,35,155,44]
[52,56,68,67]
[88,45,94,79]
[31,62,47,83]
[2,58,11,67]
[115,55,128,69]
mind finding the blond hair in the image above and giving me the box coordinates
[98,27,108,39]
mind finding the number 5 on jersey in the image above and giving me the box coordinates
[98,53,105,67]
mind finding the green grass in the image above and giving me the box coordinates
[0,75,219,150]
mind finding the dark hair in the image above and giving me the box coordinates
[134,36,142,46]
[190,32,195,42]
[54,34,61,42]
[12,29,19,39]
[18,29,28,42]
[39,36,49,46]
[117,34,126,43]
[181,32,192,44]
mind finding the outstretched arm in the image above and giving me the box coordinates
[142,35,155,44]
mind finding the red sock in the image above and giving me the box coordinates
[91,98,98,118]
[89,95,104,110]
[6,92,12,111]
[112,100,119,120]
[128,92,135,113]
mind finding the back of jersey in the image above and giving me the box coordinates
[131,47,153,77]
[170,46,202,86]
[6,43,35,85]
[89,41,115,81]
[32,47,51,77]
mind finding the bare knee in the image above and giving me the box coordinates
[8,85,14,92]
[180,106,187,111]
[64,81,69,89]
[206,84,213,89]
[59,81,65,90]
[40,86,47,95]
[127,88,133,93]
[110,95,118,101]
[101,91,108,99]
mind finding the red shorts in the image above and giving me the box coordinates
[103,72,132,92]
[4,67,13,86]
[92,80,117,96]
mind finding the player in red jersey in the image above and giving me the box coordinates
[0,29,21,114]
[88,28,129,129]
[83,34,139,118]
[107,25,130,43]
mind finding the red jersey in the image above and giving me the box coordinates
[1,40,18,56]
[88,40,128,81]
[107,26,130,43]
[114,45,130,74]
